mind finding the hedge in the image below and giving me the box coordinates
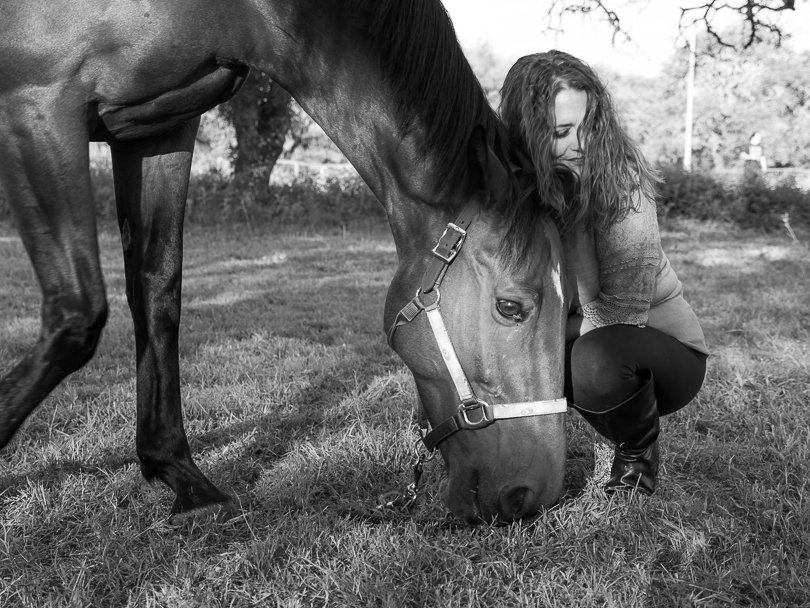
[2,163,808,233]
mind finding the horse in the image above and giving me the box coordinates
[0,0,568,525]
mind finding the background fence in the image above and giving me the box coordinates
[270,159,359,184]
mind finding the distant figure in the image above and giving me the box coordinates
[740,132,768,175]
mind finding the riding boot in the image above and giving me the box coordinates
[570,369,660,495]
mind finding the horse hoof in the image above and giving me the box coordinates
[168,499,238,527]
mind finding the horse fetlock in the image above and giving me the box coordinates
[136,451,184,484]
[137,454,161,482]
[138,451,232,512]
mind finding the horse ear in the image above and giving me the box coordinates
[466,125,508,197]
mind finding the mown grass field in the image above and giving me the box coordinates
[1,218,809,607]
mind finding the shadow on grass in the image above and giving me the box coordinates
[562,417,596,499]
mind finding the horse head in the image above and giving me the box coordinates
[385,128,568,524]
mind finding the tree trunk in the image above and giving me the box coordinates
[225,70,292,181]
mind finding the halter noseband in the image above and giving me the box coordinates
[386,199,568,452]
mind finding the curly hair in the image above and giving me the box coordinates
[499,50,660,236]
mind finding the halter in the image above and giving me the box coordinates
[386,198,569,452]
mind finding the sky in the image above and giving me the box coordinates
[441,0,810,77]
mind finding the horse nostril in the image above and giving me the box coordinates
[498,485,538,520]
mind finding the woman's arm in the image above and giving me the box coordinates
[579,194,661,328]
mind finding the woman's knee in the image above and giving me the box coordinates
[568,329,644,408]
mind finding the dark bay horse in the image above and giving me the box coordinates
[0,0,568,524]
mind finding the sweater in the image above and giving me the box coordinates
[563,197,709,356]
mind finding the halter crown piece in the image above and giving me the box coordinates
[386,198,569,452]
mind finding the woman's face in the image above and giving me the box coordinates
[552,87,588,175]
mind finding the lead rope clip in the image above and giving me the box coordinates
[373,438,435,515]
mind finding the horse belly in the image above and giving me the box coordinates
[92,62,249,142]
[0,0,253,141]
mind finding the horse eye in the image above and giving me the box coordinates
[496,299,524,321]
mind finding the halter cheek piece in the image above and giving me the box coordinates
[386,198,568,452]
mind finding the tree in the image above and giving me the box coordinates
[463,42,513,107]
[221,70,292,180]
[599,36,810,169]
[674,0,797,49]
[545,0,800,50]
[685,38,810,168]
[543,1,809,170]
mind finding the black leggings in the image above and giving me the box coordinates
[565,325,708,416]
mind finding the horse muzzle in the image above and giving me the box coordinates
[438,413,568,525]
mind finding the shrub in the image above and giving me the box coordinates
[656,164,735,222]
[184,170,385,229]
[4,162,807,234]
[1,165,384,230]
[733,174,810,231]
[656,163,810,232]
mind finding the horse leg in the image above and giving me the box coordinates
[110,119,235,522]
[0,92,108,448]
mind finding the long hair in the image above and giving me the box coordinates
[499,50,660,236]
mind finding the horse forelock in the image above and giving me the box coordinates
[352,0,544,267]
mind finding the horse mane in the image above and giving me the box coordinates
[353,0,544,265]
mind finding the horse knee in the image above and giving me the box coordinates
[46,297,108,372]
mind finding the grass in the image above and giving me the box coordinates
[1,217,809,607]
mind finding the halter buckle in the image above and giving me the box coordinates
[431,222,467,263]
[458,399,493,429]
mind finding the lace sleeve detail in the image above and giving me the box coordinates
[579,195,660,328]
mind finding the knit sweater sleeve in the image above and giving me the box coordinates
[579,196,661,328]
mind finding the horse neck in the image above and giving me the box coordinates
[246,0,460,247]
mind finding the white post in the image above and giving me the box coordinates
[683,28,697,172]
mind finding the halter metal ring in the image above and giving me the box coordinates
[458,399,493,428]
[414,287,440,311]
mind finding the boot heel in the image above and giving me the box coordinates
[605,439,659,495]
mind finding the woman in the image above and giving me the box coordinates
[500,51,709,495]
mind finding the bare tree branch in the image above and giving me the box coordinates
[545,0,797,51]
[678,0,796,49]
[545,0,650,46]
